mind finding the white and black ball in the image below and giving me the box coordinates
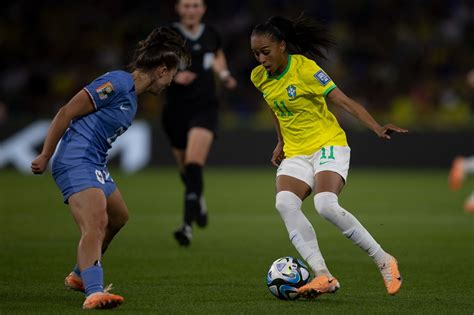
[266,256,311,300]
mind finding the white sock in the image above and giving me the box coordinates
[464,156,474,174]
[276,191,331,276]
[314,192,388,267]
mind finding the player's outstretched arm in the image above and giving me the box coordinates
[327,87,408,139]
[213,49,237,89]
[31,90,95,174]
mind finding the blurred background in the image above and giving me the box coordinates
[1,0,473,172]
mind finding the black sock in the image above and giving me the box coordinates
[183,163,203,225]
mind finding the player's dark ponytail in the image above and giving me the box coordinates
[252,13,335,60]
[130,27,190,71]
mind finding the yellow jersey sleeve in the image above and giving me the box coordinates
[250,65,266,92]
[300,59,337,98]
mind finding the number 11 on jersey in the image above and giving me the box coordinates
[273,100,293,117]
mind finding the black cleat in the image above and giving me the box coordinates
[173,224,192,246]
[196,196,208,228]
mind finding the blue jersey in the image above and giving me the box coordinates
[54,70,137,167]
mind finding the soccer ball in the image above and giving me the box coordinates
[266,256,311,300]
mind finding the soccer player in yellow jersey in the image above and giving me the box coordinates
[250,15,408,298]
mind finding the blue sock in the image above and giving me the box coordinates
[73,264,81,276]
[81,265,104,296]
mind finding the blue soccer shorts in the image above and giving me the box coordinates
[52,163,116,204]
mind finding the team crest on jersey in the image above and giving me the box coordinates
[96,82,115,100]
[286,85,297,99]
[314,70,332,86]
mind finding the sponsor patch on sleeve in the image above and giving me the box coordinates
[96,82,115,100]
[314,70,332,86]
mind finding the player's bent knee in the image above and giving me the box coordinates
[82,223,107,240]
[275,191,302,215]
[81,212,108,236]
[314,192,339,219]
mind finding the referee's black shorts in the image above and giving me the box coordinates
[162,105,218,150]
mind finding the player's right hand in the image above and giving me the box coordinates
[271,142,285,167]
[222,75,237,89]
[31,154,50,174]
[375,124,408,140]
[173,71,197,85]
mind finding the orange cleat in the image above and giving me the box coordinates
[82,291,124,310]
[449,157,465,191]
[297,275,340,299]
[64,272,84,292]
[464,193,474,213]
[379,255,402,295]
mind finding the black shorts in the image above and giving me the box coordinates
[162,106,218,150]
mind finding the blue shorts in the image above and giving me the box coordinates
[52,163,117,204]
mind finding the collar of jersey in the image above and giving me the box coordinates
[173,22,205,41]
[267,54,292,80]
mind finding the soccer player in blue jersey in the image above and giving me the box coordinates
[31,27,188,310]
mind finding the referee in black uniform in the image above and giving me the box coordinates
[163,0,237,246]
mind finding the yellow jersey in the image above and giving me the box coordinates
[251,54,348,158]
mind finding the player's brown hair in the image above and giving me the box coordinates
[130,27,189,71]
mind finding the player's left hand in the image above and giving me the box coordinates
[31,154,50,174]
[376,124,408,140]
[222,75,237,89]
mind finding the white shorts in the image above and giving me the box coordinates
[276,146,351,190]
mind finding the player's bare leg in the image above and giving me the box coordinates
[65,189,129,292]
[69,189,107,273]
[69,188,123,309]
[102,189,129,253]
[171,149,186,172]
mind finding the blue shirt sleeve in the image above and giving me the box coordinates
[83,72,121,110]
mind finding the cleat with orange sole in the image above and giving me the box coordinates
[449,157,465,191]
[379,255,402,295]
[464,193,474,213]
[64,272,84,292]
[297,275,340,299]
[82,292,124,310]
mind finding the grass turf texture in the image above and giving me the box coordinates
[1,167,473,314]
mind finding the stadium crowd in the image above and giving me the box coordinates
[1,0,473,130]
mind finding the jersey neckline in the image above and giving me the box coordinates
[173,22,205,41]
[267,54,292,80]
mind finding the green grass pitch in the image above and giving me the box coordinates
[1,167,473,314]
